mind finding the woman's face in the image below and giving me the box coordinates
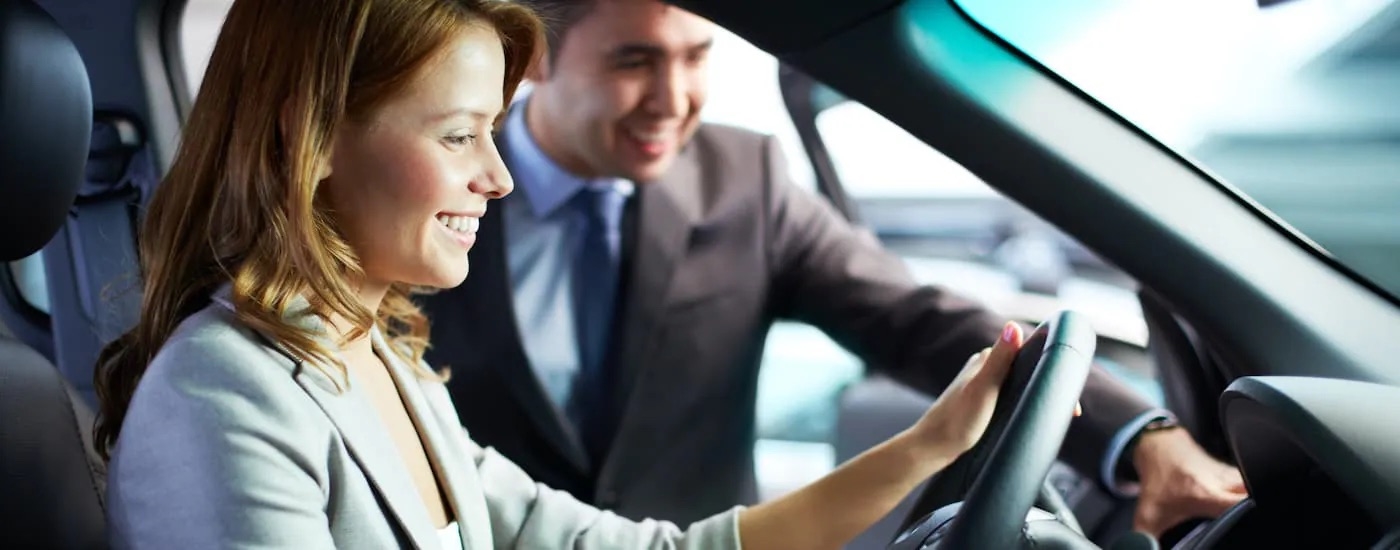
[322,24,512,292]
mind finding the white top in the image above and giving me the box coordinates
[437,521,462,550]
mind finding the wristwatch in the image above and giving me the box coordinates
[1117,416,1182,482]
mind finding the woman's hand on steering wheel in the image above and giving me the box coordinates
[910,323,1024,456]
[909,322,1082,458]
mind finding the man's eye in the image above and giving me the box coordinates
[614,58,649,70]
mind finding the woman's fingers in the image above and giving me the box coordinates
[964,323,1082,420]
[974,322,1023,389]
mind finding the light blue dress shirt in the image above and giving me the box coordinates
[500,103,633,412]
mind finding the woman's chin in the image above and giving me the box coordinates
[437,259,471,289]
[400,263,470,292]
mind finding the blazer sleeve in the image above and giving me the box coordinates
[105,336,336,550]
[463,430,743,549]
[759,133,1154,478]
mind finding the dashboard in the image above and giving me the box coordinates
[1176,377,1400,549]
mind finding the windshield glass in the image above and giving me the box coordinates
[956,0,1400,299]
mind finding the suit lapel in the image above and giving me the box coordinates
[373,329,491,550]
[607,143,705,451]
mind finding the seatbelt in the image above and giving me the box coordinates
[42,113,149,407]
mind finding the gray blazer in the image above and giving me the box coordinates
[105,287,741,549]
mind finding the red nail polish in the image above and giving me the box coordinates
[1002,323,1016,343]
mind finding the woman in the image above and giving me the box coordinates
[97,0,1034,548]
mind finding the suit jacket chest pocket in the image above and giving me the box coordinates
[663,222,762,314]
[652,223,765,389]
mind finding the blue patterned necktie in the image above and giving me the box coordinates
[570,184,623,458]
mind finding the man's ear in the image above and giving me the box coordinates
[526,49,551,82]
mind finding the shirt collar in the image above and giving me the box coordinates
[503,98,634,219]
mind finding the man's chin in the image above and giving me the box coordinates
[619,156,677,183]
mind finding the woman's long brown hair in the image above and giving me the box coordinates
[93,0,542,459]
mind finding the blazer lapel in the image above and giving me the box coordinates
[211,287,439,550]
[296,374,441,550]
[373,329,492,550]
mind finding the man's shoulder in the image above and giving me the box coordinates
[691,122,770,149]
[680,122,776,183]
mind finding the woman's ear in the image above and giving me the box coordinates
[280,100,335,182]
[315,142,334,181]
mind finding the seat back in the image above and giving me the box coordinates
[0,0,108,547]
[0,339,108,549]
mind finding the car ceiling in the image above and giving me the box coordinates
[669,0,902,56]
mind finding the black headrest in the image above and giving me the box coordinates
[0,1,91,261]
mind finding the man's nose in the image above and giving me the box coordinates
[646,63,690,118]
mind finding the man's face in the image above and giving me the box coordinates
[527,0,713,182]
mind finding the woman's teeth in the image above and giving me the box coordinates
[436,214,479,234]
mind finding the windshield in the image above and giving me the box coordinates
[956,0,1400,300]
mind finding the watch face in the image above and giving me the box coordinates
[1145,418,1180,432]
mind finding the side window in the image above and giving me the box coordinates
[179,0,233,98]
[1,251,52,341]
[703,30,868,499]
[7,252,51,315]
[700,29,815,191]
[732,43,1167,496]
[814,101,1162,403]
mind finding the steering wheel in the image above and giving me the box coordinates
[888,310,1099,549]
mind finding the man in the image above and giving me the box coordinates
[421,0,1246,538]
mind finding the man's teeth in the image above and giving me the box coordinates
[436,215,479,233]
[628,128,666,143]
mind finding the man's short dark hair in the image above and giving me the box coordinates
[513,0,599,65]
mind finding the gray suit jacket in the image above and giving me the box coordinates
[422,122,1153,526]
[106,288,741,549]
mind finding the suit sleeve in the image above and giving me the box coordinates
[759,134,1154,481]
[463,429,743,549]
[105,339,336,550]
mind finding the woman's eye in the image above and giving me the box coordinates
[445,134,478,147]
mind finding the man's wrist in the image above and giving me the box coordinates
[1101,409,1181,496]
[1117,416,1183,482]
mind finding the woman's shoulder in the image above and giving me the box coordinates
[148,302,295,382]
[109,300,336,514]
[130,301,320,425]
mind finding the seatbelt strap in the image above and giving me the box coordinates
[43,115,148,406]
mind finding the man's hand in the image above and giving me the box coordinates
[1131,428,1248,537]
